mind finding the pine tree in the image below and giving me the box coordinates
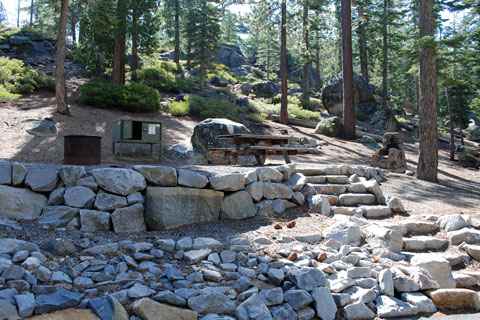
[417,0,438,182]
[56,0,70,116]
[342,0,355,139]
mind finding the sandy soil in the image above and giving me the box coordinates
[1,75,479,218]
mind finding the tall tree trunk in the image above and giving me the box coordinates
[132,35,138,72]
[357,4,369,84]
[186,38,192,71]
[56,0,70,116]
[17,0,21,27]
[417,0,438,182]
[30,0,34,27]
[445,87,455,161]
[302,1,310,101]
[174,0,180,64]
[200,46,205,90]
[266,43,270,81]
[315,46,321,92]
[95,46,104,77]
[341,0,355,139]
[113,0,127,85]
[459,122,464,145]
[382,0,388,109]
[131,5,139,72]
[280,0,288,124]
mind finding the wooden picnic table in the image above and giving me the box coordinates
[211,134,306,165]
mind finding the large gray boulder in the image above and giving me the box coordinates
[145,187,224,230]
[59,166,87,186]
[89,168,146,196]
[64,186,96,208]
[12,162,28,186]
[191,118,251,164]
[80,209,111,232]
[252,81,278,97]
[37,206,79,228]
[0,238,39,255]
[133,165,178,186]
[25,170,59,192]
[213,44,248,68]
[315,117,344,137]
[0,185,47,220]
[163,143,208,165]
[34,288,83,314]
[321,72,377,116]
[25,119,57,137]
[111,203,146,232]
[94,193,128,212]
[220,191,256,220]
[209,173,245,191]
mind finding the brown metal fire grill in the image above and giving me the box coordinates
[64,134,102,165]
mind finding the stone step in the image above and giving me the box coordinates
[296,166,349,176]
[339,194,376,206]
[400,220,439,235]
[305,175,350,184]
[403,236,448,251]
[331,205,391,218]
[313,184,348,195]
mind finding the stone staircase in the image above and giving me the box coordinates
[296,165,396,219]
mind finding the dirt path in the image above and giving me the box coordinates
[1,77,479,217]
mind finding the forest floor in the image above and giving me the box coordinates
[0,74,479,218]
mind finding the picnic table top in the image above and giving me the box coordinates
[219,134,300,141]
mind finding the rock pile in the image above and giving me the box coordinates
[1,207,480,319]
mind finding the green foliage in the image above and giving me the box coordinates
[300,97,322,110]
[167,94,241,121]
[247,98,321,121]
[168,100,190,116]
[205,63,238,84]
[131,62,192,93]
[143,57,183,73]
[78,79,161,112]
[0,57,54,102]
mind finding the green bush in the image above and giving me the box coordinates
[143,56,183,74]
[78,78,161,112]
[131,67,192,93]
[300,97,322,110]
[247,98,321,121]
[168,100,190,117]
[205,63,238,84]
[0,57,54,102]
[167,94,241,121]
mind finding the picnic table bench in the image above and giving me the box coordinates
[210,134,307,165]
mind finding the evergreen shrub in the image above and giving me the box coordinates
[78,78,161,112]
[167,94,241,121]
[0,57,54,102]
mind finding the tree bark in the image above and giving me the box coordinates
[132,35,138,72]
[302,0,310,101]
[341,0,355,139]
[30,0,34,27]
[335,0,342,72]
[56,0,70,116]
[382,0,388,109]
[315,46,321,92]
[417,0,438,182]
[174,0,180,64]
[200,46,205,90]
[357,4,369,84]
[445,87,455,161]
[113,0,127,85]
[280,0,288,124]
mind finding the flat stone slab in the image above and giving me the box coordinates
[426,289,480,310]
[403,236,448,251]
[448,228,480,245]
[376,295,418,318]
[145,187,223,230]
[339,194,376,206]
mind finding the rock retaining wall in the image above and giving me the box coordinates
[0,160,402,232]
